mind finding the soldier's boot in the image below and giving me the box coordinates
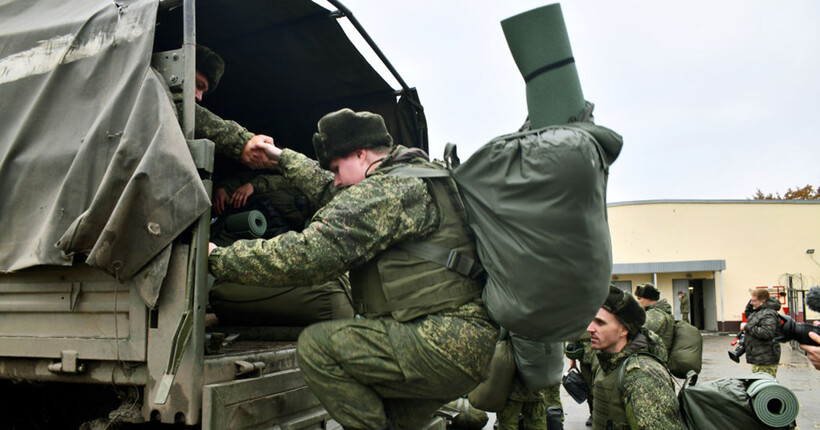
[546,407,563,430]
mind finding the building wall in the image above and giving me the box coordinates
[607,200,820,329]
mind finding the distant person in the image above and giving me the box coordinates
[798,321,820,370]
[635,283,675,353]
[678,291,690,323]
[740,289,781,377]
[171,45,273,170]
[587,285,683,430]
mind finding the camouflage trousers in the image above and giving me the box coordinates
[751,364,779,378]
[497,384,562,430]
[296,317,482,430]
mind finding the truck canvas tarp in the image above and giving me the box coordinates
[0,0,426,286]
[0,0,426,428]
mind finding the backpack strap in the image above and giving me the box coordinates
[384,164,485,281]
[395,241,485,280]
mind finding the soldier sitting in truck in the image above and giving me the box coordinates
[172,45,274,171]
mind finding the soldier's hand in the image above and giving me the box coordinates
[799,327,820,370]
[231,183,254,208]
[213,187,229,214]
[241,135,276,169]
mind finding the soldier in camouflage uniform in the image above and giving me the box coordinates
[635,283,675,353]
[740,289,781,377]
[587,286,683,430]
[171,45,273,169]
[677,291,690,323]
[208,108,497,430]
[494,382,562,430]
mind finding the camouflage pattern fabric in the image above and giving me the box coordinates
[751,364,779,378]
[593,330,683,430]
[497,376,546,430]
[173,92,253,160]
[209,147,439,288]
[544,384,562,409]
[679,293,690,322]
[296,301,496,430]
[211,147,497,429]
[644,299,675,351]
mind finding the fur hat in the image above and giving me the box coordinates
[602,285,646,334]
[196,45,225,93]
[312,108,393,169]
[635,283,660,301]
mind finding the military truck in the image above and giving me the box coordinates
[0,0,426,428]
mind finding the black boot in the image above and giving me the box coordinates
[546,407,563,430]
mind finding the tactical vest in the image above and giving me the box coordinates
[350,161,483,322]
[592,362,630,430]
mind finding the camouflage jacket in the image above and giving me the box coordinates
[644,299,675,351]
[209,146,496,380]
[744,298,781,365]
[593,329,683,430]
[172,92,253,160]
[678,293,690,315]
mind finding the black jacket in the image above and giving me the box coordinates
[744,298,781,365]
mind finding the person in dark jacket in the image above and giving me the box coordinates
[740,289,781,377]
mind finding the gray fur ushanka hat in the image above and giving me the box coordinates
[635,283,660,301]
[312,108,393,169]
[602,285,646,334]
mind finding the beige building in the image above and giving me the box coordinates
[607,200,820,331]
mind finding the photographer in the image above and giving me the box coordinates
[799,321,820,370]
[740,289,781,377]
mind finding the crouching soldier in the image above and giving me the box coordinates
[208,108,497,430]
[587,286,684,430]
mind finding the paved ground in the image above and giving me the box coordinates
[483,332,819,429]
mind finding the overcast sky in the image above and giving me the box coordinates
[336,0,820,203]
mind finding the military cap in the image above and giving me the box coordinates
[635,283,660,301]
[602,285,646,334]
[196,45,225,93]
[312,108,393,169]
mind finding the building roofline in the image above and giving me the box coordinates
[613,260,727,274]
[608,199,820,207]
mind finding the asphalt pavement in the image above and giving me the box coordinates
[484,332,819,429]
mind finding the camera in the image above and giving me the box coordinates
[728,331,746,363]
[777,314,820,346]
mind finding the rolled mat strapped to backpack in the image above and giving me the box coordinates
[747,378,799,428]
[224,209,267,237]
[679,371,798,430]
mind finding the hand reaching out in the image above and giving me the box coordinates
[240,134,276,169]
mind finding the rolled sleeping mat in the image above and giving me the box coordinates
[501,3,586,129]
[746,379,799,427]
[224,209,267,237]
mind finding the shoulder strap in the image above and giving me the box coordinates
[383,163,484,281]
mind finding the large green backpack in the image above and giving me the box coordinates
[666,320,703,378]
[392,121,622,342]
[617,354,798,430]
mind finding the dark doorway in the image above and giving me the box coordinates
[689,279,705,330]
